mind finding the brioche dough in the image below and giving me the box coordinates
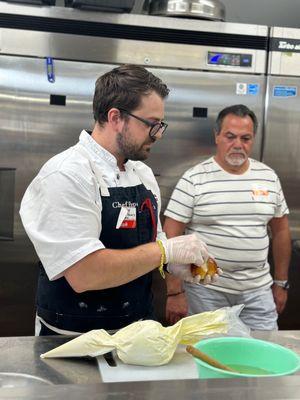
[191,257,218,279]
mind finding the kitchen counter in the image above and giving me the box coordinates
[0,331,299,399]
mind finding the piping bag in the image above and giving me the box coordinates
[41,305,249,366]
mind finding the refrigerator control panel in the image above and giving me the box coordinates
[207,52,252,67]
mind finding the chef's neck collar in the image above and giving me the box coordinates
[84,129,130,170]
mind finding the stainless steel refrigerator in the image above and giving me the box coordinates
[263,26,300,242]
[263,26,300,329]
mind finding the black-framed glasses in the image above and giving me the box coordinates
[118,108,168,138]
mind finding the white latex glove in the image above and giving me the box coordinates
[168,264,223,284]
[162,233,209,266]
[196,267,223,285]
[167,263,201,284]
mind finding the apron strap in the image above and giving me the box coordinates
[76,144,110,197]
[133,165,152,191]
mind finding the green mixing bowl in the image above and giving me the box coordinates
[193,336,300,379]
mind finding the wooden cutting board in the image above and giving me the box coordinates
[97,345,198,382]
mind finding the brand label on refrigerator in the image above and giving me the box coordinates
[271,38,300,52]
[273,86,297,97]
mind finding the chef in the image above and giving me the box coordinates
[20,64,213,336]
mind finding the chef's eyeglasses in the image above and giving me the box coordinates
[118,108,168,138]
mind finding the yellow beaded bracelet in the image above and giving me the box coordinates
[156,240,167,279]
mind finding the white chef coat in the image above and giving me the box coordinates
[20,130,166,281]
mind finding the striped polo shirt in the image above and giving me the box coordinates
[164,157,289,294]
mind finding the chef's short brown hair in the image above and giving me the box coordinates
[93,64,170,126]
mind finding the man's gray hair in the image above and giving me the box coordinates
[214,104,258,135]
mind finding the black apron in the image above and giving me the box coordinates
[36,168,158,333]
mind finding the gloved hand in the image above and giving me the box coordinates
[162,233,209,266]
[167,263,202,283]
[196,266,223,285]
[191,256,223,285]
[167,263,223,284]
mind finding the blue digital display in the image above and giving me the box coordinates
[207,52,252,67]
[210,54,222,64]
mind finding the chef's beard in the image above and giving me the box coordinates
[225,152,247,167]
[116,125,155,161]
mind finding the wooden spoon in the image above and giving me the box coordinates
[186,345,238,373]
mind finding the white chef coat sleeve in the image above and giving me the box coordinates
[20,170,104,280]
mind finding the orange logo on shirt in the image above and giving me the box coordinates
[252,189,269,196]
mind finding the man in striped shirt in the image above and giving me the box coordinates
[163,104,291,330]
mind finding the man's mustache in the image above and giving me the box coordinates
[228,151,246,156]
